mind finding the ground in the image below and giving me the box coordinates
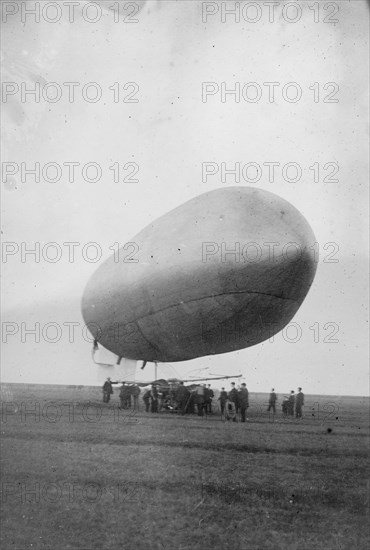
[1,385,369,550]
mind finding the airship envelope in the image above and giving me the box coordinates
[82,187,317,362]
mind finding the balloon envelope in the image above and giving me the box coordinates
[82,187,317,362]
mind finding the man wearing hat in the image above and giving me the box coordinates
[267,388,277,414]
[288,390,295,416]
[218,387,228,417]
[228,382,239,421]
[102,377,113,403]
[295,387,304,418]
[205,384,214,414]
[238,383,249,423]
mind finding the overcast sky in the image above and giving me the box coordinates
[2,0,369,395]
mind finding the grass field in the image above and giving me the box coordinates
[1,384,369,550]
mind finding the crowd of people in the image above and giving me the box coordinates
[102,378,141,410]
[142,382,215,415]
[102,379,305,420]
[218,382,249,422]
[280,388,305,418]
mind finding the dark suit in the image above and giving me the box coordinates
[295,391,304,418]
[219,390,228,415]
[267,392,277,413]
[288,394,295,416]
[103,381,113,403]
[238,388,249,422]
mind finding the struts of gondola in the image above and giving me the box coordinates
[92,339,157,376]
[91,338,114,367]
[92,340,240,387]
[92,338,122,368]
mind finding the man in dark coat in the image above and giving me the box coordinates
[131,384,141,411]
[238,383,249,422]
[267,388,277,414]
[143,389,151,412]
[282,395,289,417]
[126,386,132,409]
[295,387,304,418]
[218,387,228,416]
[123,383,134,409]
[119,383,130,409]
[206,384,214,414]
[195,385,205,416]
[288,391,295,416]
[228,382,239,421]
[102,378,113,403]
[151,385,159,413]
[187,389,196,414]
[176,381,189,414]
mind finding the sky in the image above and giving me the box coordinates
[1,0,369,395]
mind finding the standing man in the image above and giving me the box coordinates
[282,396,289,417]
[296,387,305,418]
[207,384,214,414]
[204,384,214,414]
[228,382,239,421]
[187,389,196,414]
[176,381,188,414]
[204,385,210,414]
[143,388,151,412]
[132,384,141,411]
[238,383,249,423]
[120,383,131,409]
[195,384,205,416]
[267,388,277,414]
[288,391,295,416]
[151,385,159,413]
[126,386,132,409]
[102,378,113,403]
[218,387,228,417]
[119,383,127,409]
